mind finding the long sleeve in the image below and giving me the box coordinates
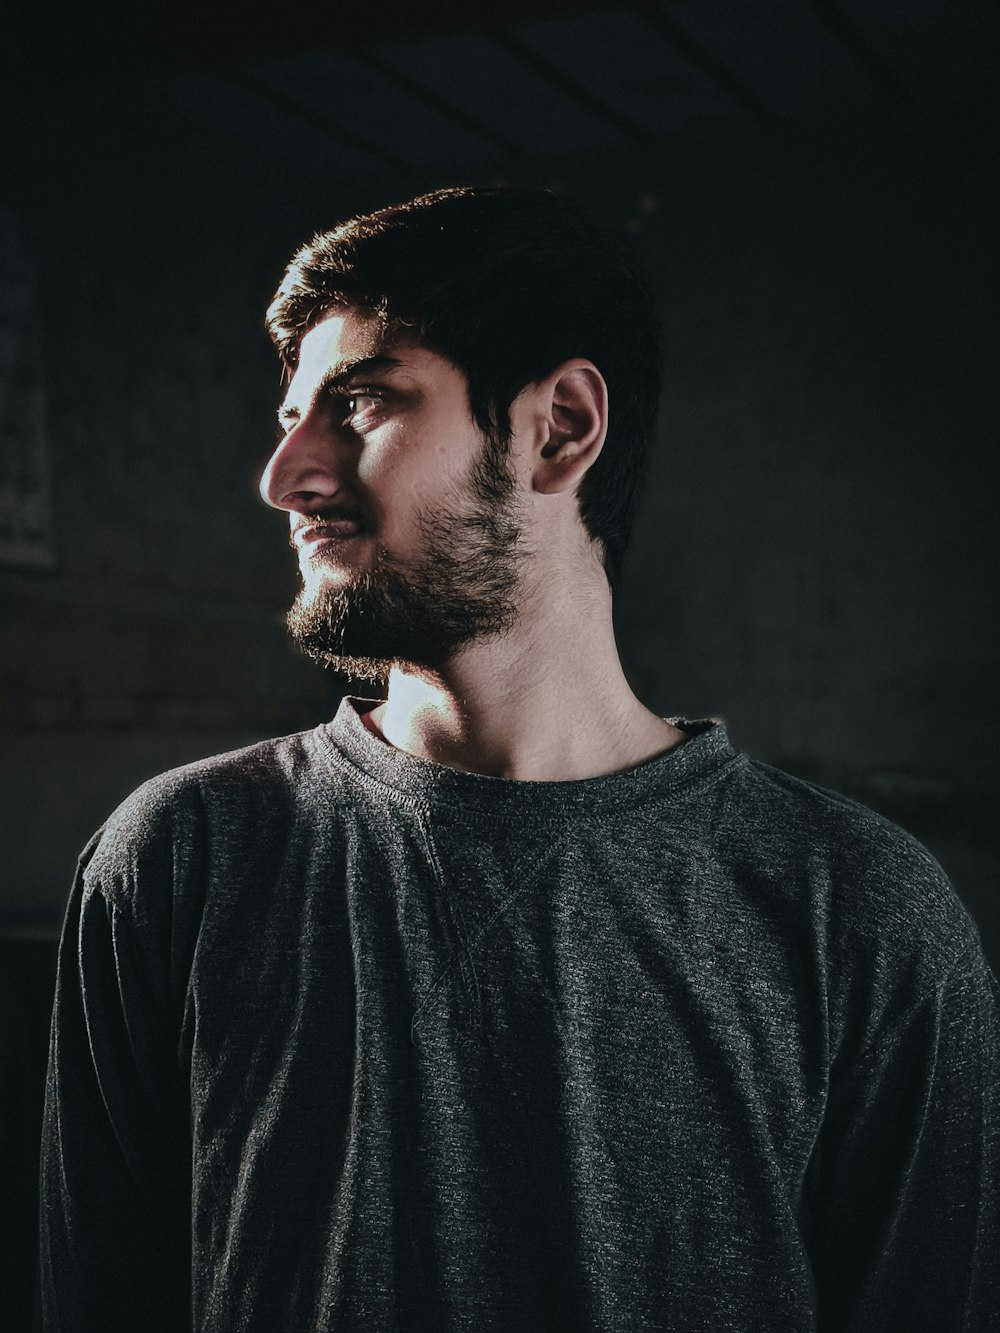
[35,711,1000,1331]
[807,943,1000,1330]
[39,838,192,1333]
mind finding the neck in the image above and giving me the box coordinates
[362,573,686,781]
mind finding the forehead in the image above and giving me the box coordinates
[292,309,385,389]
[283,308,466,411]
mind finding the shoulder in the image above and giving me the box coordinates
[82,726,353,905]
[720,757,981,974]
[708,754,993,1063]
[736,758,941,872]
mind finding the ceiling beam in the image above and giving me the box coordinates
[636,1,783,131]
[353,51,530,161]
[800,0,925,114]
[218,68,411,173]
[486,27,661,150]
[149,0,617,68]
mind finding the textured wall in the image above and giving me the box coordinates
[1,75,996,964]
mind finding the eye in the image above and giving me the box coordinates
[274,387,386,441]
[339,389,383,426]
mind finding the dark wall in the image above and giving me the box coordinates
[1,72,997,968]
[1,74,372,926]
[612,131,1000,965]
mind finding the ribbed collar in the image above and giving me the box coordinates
[316,696,743,821]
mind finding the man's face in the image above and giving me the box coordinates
[259,309,527,681]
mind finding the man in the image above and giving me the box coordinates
[41,186,999,1331]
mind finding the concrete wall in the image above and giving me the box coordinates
[1,73,996,965]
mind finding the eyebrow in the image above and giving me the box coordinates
[278,354,405,425]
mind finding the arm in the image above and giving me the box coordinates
[806,944,1000,1331]
[40,839,192,1332]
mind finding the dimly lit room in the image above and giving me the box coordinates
[2,1,998,1328]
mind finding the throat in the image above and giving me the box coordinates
[359,679,686,781]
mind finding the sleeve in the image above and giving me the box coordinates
[39,835,192,1333]
[806,943,1000,1331]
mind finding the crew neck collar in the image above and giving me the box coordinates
[316,696,742,821]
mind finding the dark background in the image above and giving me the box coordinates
[1,2,998,1326]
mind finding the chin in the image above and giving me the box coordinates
[287,581,390,679]
[299,560,362,594]
[318,653,392,686]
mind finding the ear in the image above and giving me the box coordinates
[528,360,608,496]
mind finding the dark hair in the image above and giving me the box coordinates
[266,186,661,585]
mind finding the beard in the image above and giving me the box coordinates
[286,431,526,684]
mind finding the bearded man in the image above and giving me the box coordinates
[41,186,999,1332]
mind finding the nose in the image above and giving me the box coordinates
[259,417,348,512]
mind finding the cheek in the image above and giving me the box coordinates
[355,424,410,487]
[354,430,433,533]
[358,420,456,492]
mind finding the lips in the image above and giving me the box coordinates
[293,520,363,550]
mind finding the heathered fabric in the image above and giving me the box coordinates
[41,696,1000,1332]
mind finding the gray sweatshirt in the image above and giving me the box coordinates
[40,696,1000,1330]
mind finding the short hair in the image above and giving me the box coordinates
[266,186,662,585]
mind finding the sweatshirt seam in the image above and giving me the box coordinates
[837,930,974,1083]
[413,809,483,1022]
[83,872,132,921]
[314,724,745,827]
[410,824,575,1029]
[858,949,981,1071]
[835,834,974,981]
[426,756,747,829]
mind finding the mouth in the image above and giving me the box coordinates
[293,520,364,554]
